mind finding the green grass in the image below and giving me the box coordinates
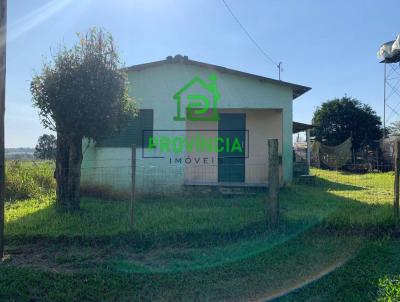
[275,238,400,302]
[5,160,55,200]
[0,231,369,302]
[1,167,399,301]
[6,169,395,238]
[378,276,400,302]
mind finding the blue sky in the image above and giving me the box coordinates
[5,0,399,147]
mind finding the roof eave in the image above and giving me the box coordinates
[293,86,312,100]
[293,121,314,134]
[125,58,311,100]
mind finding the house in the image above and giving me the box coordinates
[81,55,311,195]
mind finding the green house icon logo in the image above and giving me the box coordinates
[173,74,220,121]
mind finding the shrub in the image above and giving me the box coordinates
[5,160,56,201]
[378,276,400,302]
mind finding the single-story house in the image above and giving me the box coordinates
[81,55,311,195]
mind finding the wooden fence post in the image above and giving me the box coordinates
[129,144,136,228]
[267,139,279,227]
[306,129,311,173]
[394,140,400,220]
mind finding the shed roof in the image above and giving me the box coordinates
[125,55,311,100]
[293,121,314,134]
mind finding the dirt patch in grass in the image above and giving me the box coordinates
[2,243,116,273]
[2,231,386,301]
[2,230,365,275]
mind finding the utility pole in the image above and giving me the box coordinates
[0,0,7,259]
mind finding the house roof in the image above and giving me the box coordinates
[125,55,311,100]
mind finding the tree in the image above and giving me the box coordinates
[34,134,56,160]
[388,121,400,136]
[31,28,135,211]
[311,97,382,153]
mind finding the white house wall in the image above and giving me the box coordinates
[81,62,294,194]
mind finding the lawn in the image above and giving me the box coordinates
[1,163,399,301]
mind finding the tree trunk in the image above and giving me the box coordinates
[55,133,83,211]
[55,134,69,210]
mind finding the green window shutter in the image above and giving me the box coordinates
[96,109,154,148]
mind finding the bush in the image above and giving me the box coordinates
[5,160,55,200]
[378,276,400,302]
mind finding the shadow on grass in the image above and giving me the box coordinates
[274,238,400,302]
[312,176,366,191]
[2,232,399,302]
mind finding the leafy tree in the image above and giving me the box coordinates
[311,97,382,153]
[388,121,400,136]
[31,28,135,211]
[34,134,56,160]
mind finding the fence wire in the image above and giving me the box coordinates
[3,158,396,277]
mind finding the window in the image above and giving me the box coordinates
[96,109,153,148]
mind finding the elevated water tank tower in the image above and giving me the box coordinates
[377,34,400,136]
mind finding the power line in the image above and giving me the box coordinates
[221,0,282,79]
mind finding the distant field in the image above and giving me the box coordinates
[5,148,35,160]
